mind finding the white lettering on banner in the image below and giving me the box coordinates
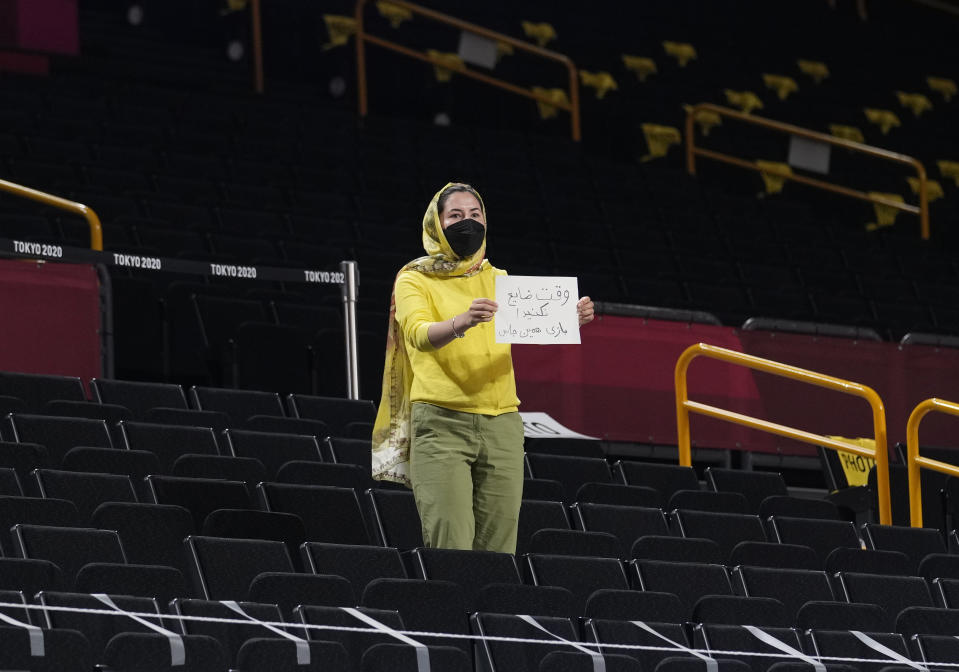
[210,264,257,279]
[303,270,346,284]
[113,253,162,270]
[13,240,63,258]
[495,275,581,344]
[519,412,599,440]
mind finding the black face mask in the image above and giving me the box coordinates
[444,218,485,258]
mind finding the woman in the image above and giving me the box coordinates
[372,182,594,553]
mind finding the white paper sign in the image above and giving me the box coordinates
[495,275,580,344]
[520,412,599,439]
[788,135,831,174]
[457,31,497,69]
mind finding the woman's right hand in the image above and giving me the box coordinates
[464,298,498,328]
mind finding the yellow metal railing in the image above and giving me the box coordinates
[685,103,931,240]
[354,0,581,141]
[906,398,959,527]
[0,178,103,251]
[675,342,892,524]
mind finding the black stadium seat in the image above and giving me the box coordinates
[190,387,286,424]
[411,547,522,612]
[362,642,471,672]
[6,415,113,465]
[300,542,407,596]
[91,379,189,418]
[33,469,137,522]
[0,497,79,555]
[223,429,324,478]
[0,372,85,413]
[527,554,630,615]
[171,599,284,666]
[288,395,376,436]
[732,566,836,625]
[525,454,613,503]
[366,489,423,549]
[0,467,22,496]
[238,638,351,672]
[173,454,268,491]
[120,422,219,473]
[91,502,195,575]
[471,612,584,672]
[258,482,371,546]
[362,578,471,657]
[14,525,126,588]
[670,510,767,561]
[248,572,354,617]
[295,605,404,671]
[767,516,863,567]
[632,560,734,619]
[184,536,295,601]
[105,633,229,672]
[146,476,252,529]
[74,562,188,603]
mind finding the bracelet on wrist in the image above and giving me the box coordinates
[451,316,465,338]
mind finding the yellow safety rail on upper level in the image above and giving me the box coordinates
[906,398,959,527]
[685,103,931,240]
[354,0,581,141]
[675,343,891,524]
[0,178,103,251]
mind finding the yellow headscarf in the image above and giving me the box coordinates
[371,183,488,486]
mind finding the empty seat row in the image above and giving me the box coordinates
[0,468,947,575]
[0,371,375,431]
[7,510,959,628]
[5,548,959,672]
[0,415,374,489]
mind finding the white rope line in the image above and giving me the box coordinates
[2,600,955,668]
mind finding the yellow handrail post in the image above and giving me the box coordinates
[675,343,891,524]
[684,103,931,239]
[917,162,930,240]
[567,61,581,143]
[906,398,959,527]
[684,106,697,175]
[353,0,581,141]
[0,178,103,251]
[675,348,693,467]
[250,0,264,94]
[355,0,369,118]
[872,394,891,528]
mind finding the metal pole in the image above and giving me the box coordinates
[355,0,368,118]
[341,260,360,400]
[95,264,115,379]
[250,0,264,93]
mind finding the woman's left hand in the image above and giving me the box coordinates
[577,296,595,326]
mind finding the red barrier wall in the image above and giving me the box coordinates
[513,315,959,455]
[0,260,101,393]
[0,0,79,54]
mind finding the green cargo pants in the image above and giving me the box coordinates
[409,402,525,554]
